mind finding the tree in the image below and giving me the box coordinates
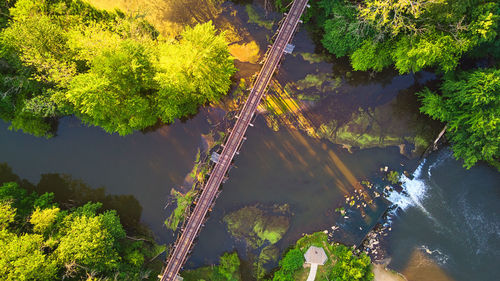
[0,180,163,280]
[320,1,372,58]
[309,0,499,73]
[355,0,499,73]
[330,246,373,281]
[154,22,236,123]
[61,40,157,135]
[419,68,500,169]
[56,213,123,274]
[213,252,241,281]
[272,248,304,281]
[0,231,59,281]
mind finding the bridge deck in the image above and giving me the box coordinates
[160,1,309,280]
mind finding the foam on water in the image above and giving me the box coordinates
[385,159,445,227]
[386,160,431,214]
[418,245,450,265]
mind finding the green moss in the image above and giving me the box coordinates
[223,205,290,249]
[246,5,273,30]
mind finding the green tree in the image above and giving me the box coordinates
[61,40,157,135]
[330,246,373,281]
[419,68,500,169]
[0,179,163,280]
[154,22,236,122]
[355,0,499,73]
[30,207,60,234]
[56,212,123,274]
[213,252,241,281]
[318,0,373,58]
[272,248,304,281]
[0,201,15,229]
[0,231,59,281]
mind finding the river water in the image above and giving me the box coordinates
[0,1,498,280]
[385,149,500,281]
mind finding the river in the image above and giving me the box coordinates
[385,149,500,281]
[0,0,498,280]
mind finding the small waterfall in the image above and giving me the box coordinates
[385,160,439,224]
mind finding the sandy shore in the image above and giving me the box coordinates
[373,263,407,281]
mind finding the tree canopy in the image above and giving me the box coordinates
[0,0,235,136]
[0,181,163,280]
[307,0,499,74]
[419,68,500,169]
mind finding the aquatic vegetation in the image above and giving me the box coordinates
[318,106,431,155]
[300,52,325,64]
[297,94,321,101]
[245,5,273,30]
[254,245,280,279]
[223,205,290,249]
[164,188,197,231]
[386,171,400,185]
[295,73,342,93]
[165,130,226,231]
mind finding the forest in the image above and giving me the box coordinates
[0,0,235,137]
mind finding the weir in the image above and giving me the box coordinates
[159,1,310,280]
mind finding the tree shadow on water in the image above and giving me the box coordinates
[0,163,144,234]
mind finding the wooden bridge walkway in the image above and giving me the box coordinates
[160,1,309,280]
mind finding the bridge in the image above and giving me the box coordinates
[160,1,309,280]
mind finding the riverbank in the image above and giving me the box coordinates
[373,263,406,281]
[181,231,406,281]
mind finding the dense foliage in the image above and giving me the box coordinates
[181,252,241,281]
[0,0,235,136]
[306,0,499,73]
[272,232,373,281]
[272,248,304,281]
[330,246,372,281]
[0,181,163,280]
[419,68,500,168]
